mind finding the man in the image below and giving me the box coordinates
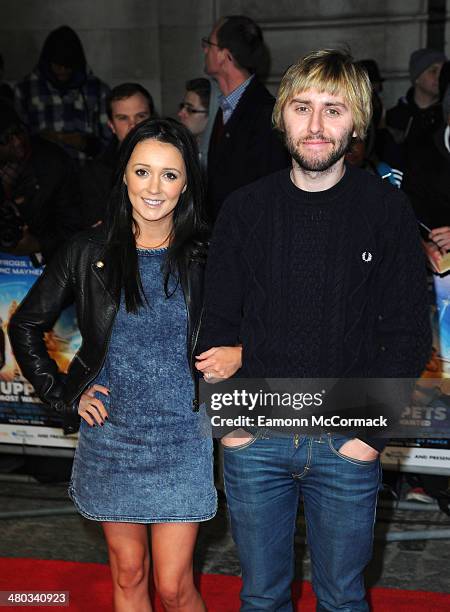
[178,77,210,168]
[178,78,211,143]
[79,82,154,226]
[401,86,450,514]
[403,86,450,244]
[203,15,289,220]
[14,25,110,164]
[198,50,431,610]
[383,48,446,173]
[0,100,81,263]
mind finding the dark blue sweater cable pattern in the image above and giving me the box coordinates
[200,166,432,449]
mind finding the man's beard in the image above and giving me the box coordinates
[286,129,354,172]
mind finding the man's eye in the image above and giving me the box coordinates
[326,108,340,116]
[137,113,150,120]
[295,106,308,113]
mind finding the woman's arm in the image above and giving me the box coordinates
[8,244,75,412]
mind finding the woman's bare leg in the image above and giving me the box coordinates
[102,522,152,612]
[151,522,206,612]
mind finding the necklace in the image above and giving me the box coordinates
[136,232,172,250]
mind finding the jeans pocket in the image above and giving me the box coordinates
[327,434,379,466]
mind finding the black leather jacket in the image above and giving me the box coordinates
[8,228,206,434]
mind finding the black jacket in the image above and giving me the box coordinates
[402,125,450,228]
[382,88,444,172]
[8,228,206,434]
[207,77,289,220]
[10,136,82,262]
[79,138,118,227]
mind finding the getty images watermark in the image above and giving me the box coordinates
[199,378,450,438]
[208,388,388,429]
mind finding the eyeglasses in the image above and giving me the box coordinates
[201,36,220,49]
[178,103,208,115]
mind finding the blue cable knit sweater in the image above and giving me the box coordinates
[200,165,432,451]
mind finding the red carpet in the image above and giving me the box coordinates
[0,558,449,611]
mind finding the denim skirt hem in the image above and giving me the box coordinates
[69,484,217,524]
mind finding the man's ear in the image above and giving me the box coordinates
[107,119,116,136]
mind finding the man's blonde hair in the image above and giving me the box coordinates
[273,49,372,140]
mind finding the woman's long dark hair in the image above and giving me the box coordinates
[104,118,208,313]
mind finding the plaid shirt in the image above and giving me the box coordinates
[219,74,254,124]
[14,68,111,163]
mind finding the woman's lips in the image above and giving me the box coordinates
[142,198,164,207]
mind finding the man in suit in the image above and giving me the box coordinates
[203,15,289,220]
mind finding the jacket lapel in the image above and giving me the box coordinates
[90,243,121,306]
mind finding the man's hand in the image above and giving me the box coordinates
[422,227,450,274]
[423,239,442,273]
[339,438,379,462]
[429,226,450,252]
[221,428,254,448]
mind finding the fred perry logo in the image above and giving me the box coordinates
[362,252,373,263]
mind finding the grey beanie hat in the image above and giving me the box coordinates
[409,48,447,82]
[443,85,450,120]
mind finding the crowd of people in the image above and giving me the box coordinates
[1,13,450,612]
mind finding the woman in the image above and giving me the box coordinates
[9,118,241,611]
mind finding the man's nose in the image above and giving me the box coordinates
[308,109,323,134]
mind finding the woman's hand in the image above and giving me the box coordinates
[195,346,242,381]
[78,384,109,426]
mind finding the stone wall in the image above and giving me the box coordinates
[0,0,162,110]
[0,0,446,116]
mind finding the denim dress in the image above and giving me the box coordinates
[69,247,217,523]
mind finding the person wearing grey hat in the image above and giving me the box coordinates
[382,48,447,174]
[409,48,447,107]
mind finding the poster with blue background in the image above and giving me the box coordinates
[0,253,80,449]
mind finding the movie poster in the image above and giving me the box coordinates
[0,253,80,449]
[385,274,450,473]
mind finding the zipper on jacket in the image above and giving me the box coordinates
[190,307,204,412]
[73,352,89,370]
[190,307,204,373]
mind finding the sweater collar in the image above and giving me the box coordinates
[279,162,356,205]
